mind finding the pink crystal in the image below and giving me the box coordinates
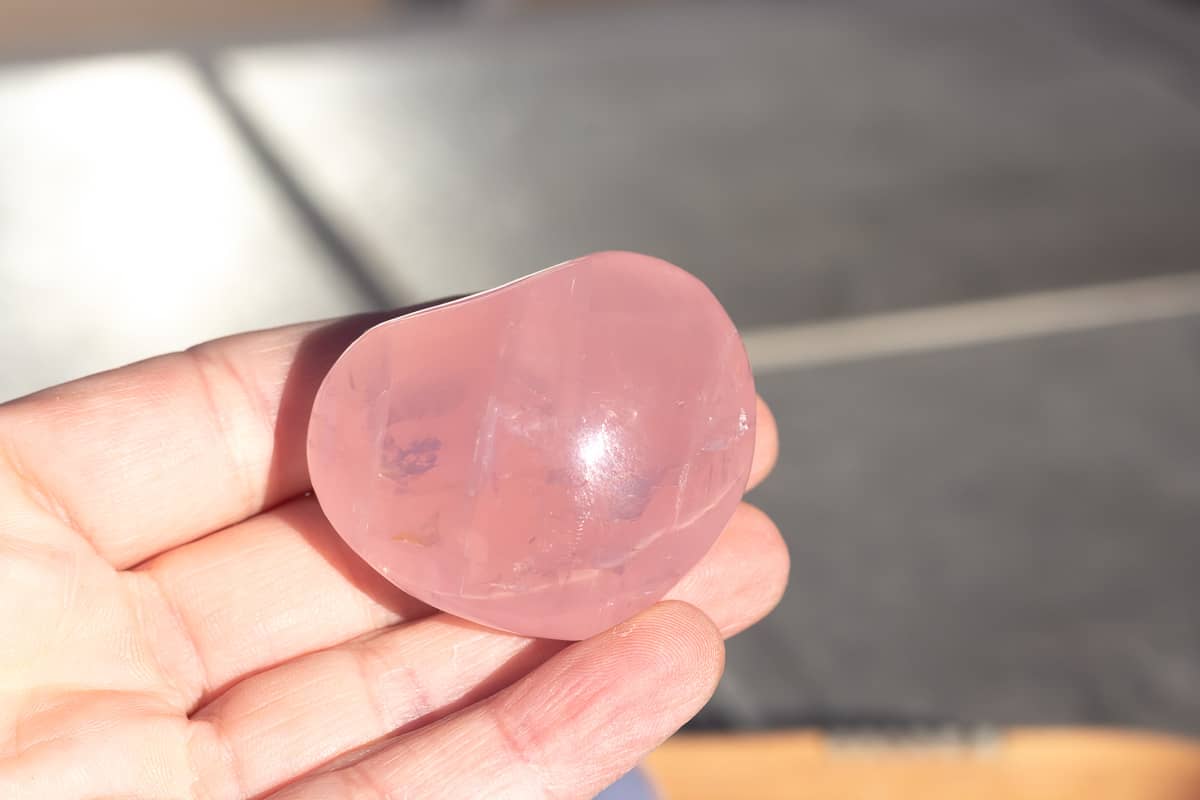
[307,251,756,640]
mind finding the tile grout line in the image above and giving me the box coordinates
[742,272,1200,374]
[188,53,399,310]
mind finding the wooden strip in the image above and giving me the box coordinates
[644,728,1200,799]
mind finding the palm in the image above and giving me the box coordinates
[0,313,786,799]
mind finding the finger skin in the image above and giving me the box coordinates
[129,497,433,707]
[664,503,788,637]
[267,602,723,800]
[0,312,388,568]
[747,395,778,491]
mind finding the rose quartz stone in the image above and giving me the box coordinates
[307,251,756,640]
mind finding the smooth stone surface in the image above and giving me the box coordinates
[308,252,757,640]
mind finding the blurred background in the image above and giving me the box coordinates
[3,0,1200,795]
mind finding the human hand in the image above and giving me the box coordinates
[0,312,787,799]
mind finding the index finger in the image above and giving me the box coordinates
[0,312,385,567]
[0,314,780,569]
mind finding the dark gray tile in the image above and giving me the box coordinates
[224,0,1200,327]
[716,315,1200,733]
[0,54,366,401]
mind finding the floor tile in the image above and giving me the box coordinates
[223,0,1200,327]
[717,314,1200,733]
[0,54,367,400]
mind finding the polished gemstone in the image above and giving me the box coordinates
[307,251,756,640]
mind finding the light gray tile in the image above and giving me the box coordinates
[0,54,367,401]
[222,0,1200,327]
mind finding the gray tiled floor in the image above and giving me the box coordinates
[729,315,1200,734]
[221,0,1200,327]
